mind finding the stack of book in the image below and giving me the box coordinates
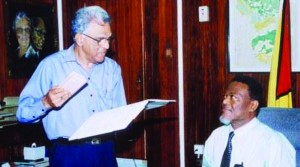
[0,96,19,128]
[13,157,49,167]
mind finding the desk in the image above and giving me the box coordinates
[0,122,49,163]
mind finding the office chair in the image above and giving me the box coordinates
[257,107,300,166]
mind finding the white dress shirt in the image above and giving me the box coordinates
[202,118,295,167]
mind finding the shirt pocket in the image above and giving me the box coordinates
[95,83,114,110]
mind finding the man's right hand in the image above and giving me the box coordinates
[42,86,71,109]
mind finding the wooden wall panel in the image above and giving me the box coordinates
[144,0,179,166]
[107,0,146,159]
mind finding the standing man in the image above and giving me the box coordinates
[17,6,126,167]
[202,75,295,167]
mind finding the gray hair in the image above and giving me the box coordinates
[71,6,111,39]
[12,12,31,31]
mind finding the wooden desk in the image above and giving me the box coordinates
[0,121,49,163]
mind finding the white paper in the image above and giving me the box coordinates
[24,143,46,160]
[69,99,175,140]
[60,72,87,95]
[145,99,176,110]
[0,96,19,110]
[3,96,19,107]
[0,97,18,120]
[117,157,147,167]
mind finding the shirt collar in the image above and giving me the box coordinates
[231,117,258,136]
[63,44,77,62]
[24,45,36,58]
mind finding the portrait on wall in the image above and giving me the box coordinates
[4,0,59,78]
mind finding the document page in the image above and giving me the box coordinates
[69,99,175,140]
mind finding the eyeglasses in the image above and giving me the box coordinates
[82,33,113,45]
[33,28,46,36]
[16,27,30,34]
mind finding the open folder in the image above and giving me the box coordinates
[69,99,176,141]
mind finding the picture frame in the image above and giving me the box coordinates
[228,0,300,72]
[3,0,59,78]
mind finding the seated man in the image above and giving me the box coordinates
[202,75,295,167]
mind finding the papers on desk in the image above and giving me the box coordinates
[0,96,19,110]
[0,111,15,119]
[0,96,19,128]
[69,99,175,140]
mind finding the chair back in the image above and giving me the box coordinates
[257,107,300,166]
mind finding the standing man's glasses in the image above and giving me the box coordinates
[82,33,113,45]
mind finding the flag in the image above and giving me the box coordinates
[267,0,293,108]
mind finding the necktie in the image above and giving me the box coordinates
[220,131,234,167]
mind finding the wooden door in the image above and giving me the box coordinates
[62,0,146,159]
[62,0,179,166]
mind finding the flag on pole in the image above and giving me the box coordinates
[267,0,293,108]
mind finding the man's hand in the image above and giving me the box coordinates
[42,86,71,109]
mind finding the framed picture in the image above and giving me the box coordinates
[229,0,300,72]
[3,0,59,78]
